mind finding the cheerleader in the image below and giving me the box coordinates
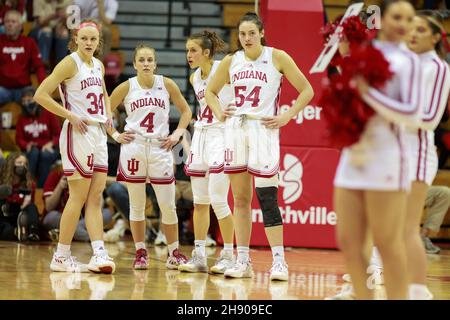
[405,10,450,299]
[333,0,421,299]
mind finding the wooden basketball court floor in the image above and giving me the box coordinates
[0,241,449,300]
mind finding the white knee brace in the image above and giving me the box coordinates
[153,183,178,225]
[210,172,231,219]
[254,175,279,188]
[191,176,211,205]
[126,183,146,221]
[211,202,231,220]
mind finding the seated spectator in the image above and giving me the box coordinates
[0,0,25,34]
[421,185,450,254]
[15,87,60,187]
[0,9,46,105]
[30,0,71,67]
[42,161,113,242]
[0,152,40,241]
[74,0,118,58]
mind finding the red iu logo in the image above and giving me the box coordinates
[127,158,140,175]
[224,149,233,164]
[87,153,94,171]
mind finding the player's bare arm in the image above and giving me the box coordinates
[161,77,193,150]
[34,56,89,134]
[205,54,232,122]
[262,49,314,129]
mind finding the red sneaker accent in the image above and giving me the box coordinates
[133,248,149,270]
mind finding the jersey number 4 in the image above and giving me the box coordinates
[140,112,155,133]
[198,106,213,123]
[86,93,104,115]
[234,86,261,107]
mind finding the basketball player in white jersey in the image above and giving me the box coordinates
[179,31,235,274]
[333,0,421,299]
[404,11,450,300]
[34,20,119,273]
[109,44,192,270]
[205,12,314,280]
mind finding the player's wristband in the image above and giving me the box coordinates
[112,131,120,142]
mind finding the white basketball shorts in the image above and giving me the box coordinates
[223,115,280,178]
[60,120,108,180]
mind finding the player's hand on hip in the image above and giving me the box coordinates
[105,116,114,130]
[159,135,180,151]
[68,113,88,134]
[223,105,237,119]
[261,114,290,129]
[118,131,135,144]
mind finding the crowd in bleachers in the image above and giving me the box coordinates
[0,0,449,250]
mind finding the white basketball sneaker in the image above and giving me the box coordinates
[50,254,89,273]
[269,260,289,281]
[88,253,116,274]
[210,250,235,274]
[178,250,208,273]
[224,259,254,278]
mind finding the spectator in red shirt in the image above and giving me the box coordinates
[0,10,46,105]
[0,0,25,33]
[0,152,40,241]
[16,87,61,187]
[42,162,113,242]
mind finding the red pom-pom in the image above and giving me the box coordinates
[320,44,393,149]
[341,43,393,88]
[340,15,369,44]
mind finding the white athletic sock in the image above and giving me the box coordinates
[409,284,433,300]
[168,241,179,256]
[271,246,285,263]
[56,243,71,257]
[135,242,146,251]
[224,243,233,254]
[91,240,106,256]
[237,246,249,263]
[370,247,383,268]
[194,240,206,257]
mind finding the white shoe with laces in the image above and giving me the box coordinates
[210,250,235,274]
[224,259,254,278]
[88,253,116,274]
[178,249,208,273]
[269,260,289,281]
[50,254,89,273]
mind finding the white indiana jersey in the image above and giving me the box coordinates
[193,60,233,128]
[123,75,170,138]
[229,46,282,118]
[59,52,107,123]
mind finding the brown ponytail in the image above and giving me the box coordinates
[188,30,227,58]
